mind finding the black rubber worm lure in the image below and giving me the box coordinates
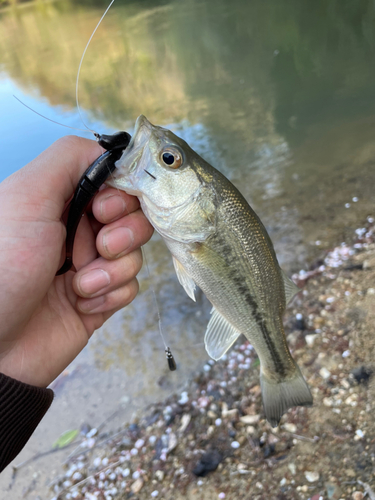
[56,131,131,276]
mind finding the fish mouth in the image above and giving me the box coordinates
[107,115,154,191]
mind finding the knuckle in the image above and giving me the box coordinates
[122,250,143,279]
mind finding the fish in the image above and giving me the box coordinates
[107,115,313,427]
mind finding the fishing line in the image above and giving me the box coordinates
[75,0,117,135]
[12,95,90,134]
[141,246,177,371]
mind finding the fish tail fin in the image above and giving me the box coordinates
[260,361,313,427]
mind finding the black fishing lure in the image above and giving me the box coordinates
[56,131,131,275]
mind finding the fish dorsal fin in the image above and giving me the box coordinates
[204,308,242,360]
[172,256,196,302]
[281,269,300,304]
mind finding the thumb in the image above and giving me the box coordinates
[17,135,104,212]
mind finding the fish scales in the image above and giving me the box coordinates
[108,115,313,426]
[167,167,293,378]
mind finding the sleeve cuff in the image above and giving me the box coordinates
[0,372,54,472]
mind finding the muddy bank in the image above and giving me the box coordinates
[45,215,375,500]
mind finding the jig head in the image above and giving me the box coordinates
[56,131,131,275]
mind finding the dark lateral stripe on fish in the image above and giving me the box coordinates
[231,274,287,378]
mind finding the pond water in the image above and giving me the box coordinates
[1,0,375,496]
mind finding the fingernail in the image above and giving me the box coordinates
[100,195,126,221]
[103,227,134,257]
[78,269,110,295]
[78,295,105,313]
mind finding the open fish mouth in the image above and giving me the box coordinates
[106,115,153,192]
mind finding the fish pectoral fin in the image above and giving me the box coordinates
[281,269,300,304]
[204,308,241,361]
[172,256,196,302]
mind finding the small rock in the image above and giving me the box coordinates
[325,481,342,500]
[155,470,164,482]
[240,415,260,424]
[305,471,319,482]
[305,334,317,346]
[178,414,191,433]
[351,366,373,385]
[131,478,144,494]
[320,367,331,379]
[167,432,178,452]
[151,491,159,498]
[352,492,364,500]
[288,463,296,475]
[192,449,223,477]
[246,425,256,435]
[283,423,297,433]
[231,441,240,449]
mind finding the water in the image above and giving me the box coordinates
[1,0,375,496]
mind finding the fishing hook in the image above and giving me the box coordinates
[56,130,131,275]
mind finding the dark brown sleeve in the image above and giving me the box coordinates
[0,373,54,472]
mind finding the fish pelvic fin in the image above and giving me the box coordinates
[260,361,313,427]
[204,308,241,360]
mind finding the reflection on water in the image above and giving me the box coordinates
[1,0,375,494]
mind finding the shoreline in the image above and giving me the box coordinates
[44,216,375,499]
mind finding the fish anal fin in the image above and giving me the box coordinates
[281,269,300,304]
[204,308,241,361]
[260,361,313,427]
[172,256,196,302]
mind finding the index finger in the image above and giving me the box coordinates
[92,187,140,224]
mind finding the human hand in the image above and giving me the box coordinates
[0,136,153,388]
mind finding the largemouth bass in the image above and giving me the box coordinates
[108,115,313,426]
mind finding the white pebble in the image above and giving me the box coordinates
[304,471,319,482]
[151,491,159,498]
[149,435,157,445]
[352,197,359,202]
[135,439,145,449]
[72,472,83,481]
[345,203,351,208]
[93,457,101,468]
[342,350,350,358]
[197,480,204,486]
[178,392,189,405]
[319,367,331,379]
[215,418,222,426]
[132,470,140,479]
[102,457,109,466]
[130,448,138,456]
[283,423,297,433]
[99,472,106,480]
[203,364,211,372]
[356,429,365,438]
[120,481,127,488]
[108,472,116,481]
[122,468,130,477]
[86,428,97,438]
[218,493,226,499]
[231,441,240,449]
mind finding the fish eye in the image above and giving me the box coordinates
[161,148,183,169]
